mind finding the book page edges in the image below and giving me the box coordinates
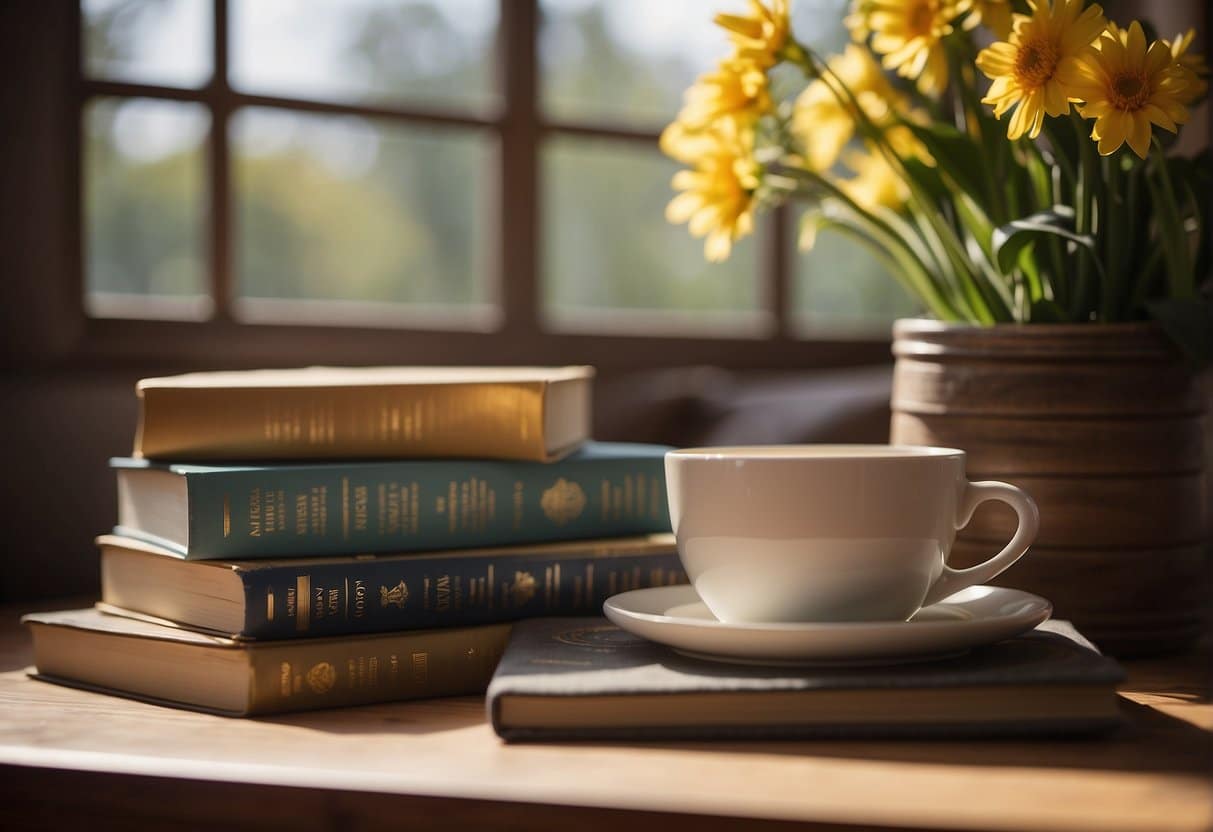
[134,379,563,461]
[495,685,1122,730]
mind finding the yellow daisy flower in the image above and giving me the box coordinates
[838,148,909,211]
[976,0,1107,140]
[1065,22,1190,158]
[850,0,962,96]
[714,0,791,68]
[791,44,928,171]
[665,125,761,263]
[1100,17,1208,105]
[659,120,720,166]
[960,0,1013,40]
[674,57,772,130]
[1168,29,1209,105]
[844,0,874,41]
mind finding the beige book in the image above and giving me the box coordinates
[25,608,511,717]
[133,365,594,462]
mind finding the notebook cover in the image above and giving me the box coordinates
[486,617,1126,742]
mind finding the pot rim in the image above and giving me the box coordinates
[892,317,1164,337]
[891,317,1184,362]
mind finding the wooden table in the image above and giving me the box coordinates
[1,602,1209,832]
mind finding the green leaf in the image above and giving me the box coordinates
[991,206,1100,276]
[903,121,990,205]
[1146,297,1213,369]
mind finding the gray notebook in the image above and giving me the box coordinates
[487,618,1125,742]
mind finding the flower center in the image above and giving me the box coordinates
[908,0,936,35]
[1013,38,1060,88]
[1109,71,1150,111]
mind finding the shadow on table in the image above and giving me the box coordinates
[258,696,488,737]
[578,697,1212,776]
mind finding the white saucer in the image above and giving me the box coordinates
[603,585,1052,666]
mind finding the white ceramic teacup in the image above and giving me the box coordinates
[665,445,1039,623]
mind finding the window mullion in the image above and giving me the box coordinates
[768,204,791,339]
[208,0,232,322]
[497,0,540,338]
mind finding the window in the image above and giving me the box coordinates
[77,0,906,369]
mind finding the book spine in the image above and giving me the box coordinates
[246,624,512,715]
[137,381,550,461]
[240,548,685,639]
[186,455,670,558]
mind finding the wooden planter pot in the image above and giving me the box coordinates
[890,319,1209,657]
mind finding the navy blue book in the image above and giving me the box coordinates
[487,618,1126,742]
[98,534,685,641]
[112,441,671,559]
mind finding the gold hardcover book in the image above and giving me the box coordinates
[24,608,510,717]
[133,365,594,462]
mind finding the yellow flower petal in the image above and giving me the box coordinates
[1073,23,1193,157]
[977,0,1107,139]
[852,0,959,97]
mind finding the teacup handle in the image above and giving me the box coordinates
[921,481,1040,607]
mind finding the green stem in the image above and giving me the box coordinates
[767,169,962,320]
[1072,113,1100,320]
[1123,158,1149,312]
[786,38,1020,322]
[810,216,953,320]
[1042,118,1077,190]
[1101,153,1122,320]
[1147,139,1194,299]
[1022,142,1065,310]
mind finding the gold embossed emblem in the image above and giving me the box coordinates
[305,661,336,694]
[380,580,409,609]
[541,478,586,525]
[508,571,536,606]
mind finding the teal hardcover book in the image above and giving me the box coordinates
[98,533,685,640]
[112,442,672,559]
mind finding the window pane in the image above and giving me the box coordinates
[540,0,729,127]
[85,98,210,318]
[543,137,762,333]
[83,0,212,87]
[230,0,499,113]
[232,108,493,320]
[540,0,852,128]
[793,218,921,336]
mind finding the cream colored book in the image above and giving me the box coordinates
[133,366,593,462]
[25,608,511,717]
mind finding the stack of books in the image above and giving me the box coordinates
[25,366,685,716]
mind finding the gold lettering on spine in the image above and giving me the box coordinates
[266,590,275,621]
[512,481,524,530]
[487,564,495,610]
[248,488,262,537]
[553,563,561,606]
[295,576,311,631]
[411,652,429,684]
[223,495,231,538]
